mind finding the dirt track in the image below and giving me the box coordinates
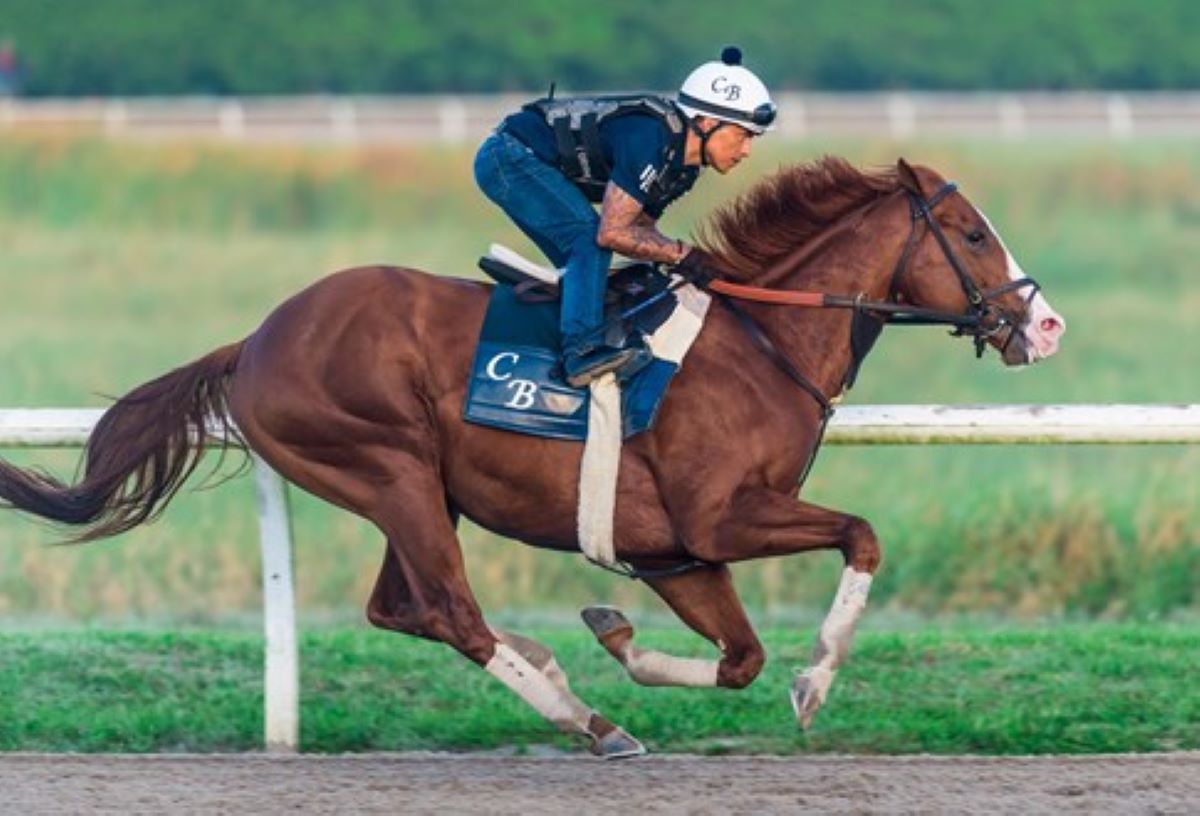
[4,752,1199,814]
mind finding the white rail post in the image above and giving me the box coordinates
[330,98,358,143]
[438,96,468,143]
[219,101,246,140]
[253,454,299,753]
[998,96,1026,140]
[783,93,807,139]
[1107,94,1134,140]
[887,93,917,139]
[103,101,128,136]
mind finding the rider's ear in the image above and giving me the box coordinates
[896,159,923,196]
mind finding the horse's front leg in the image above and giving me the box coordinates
[693,485,881,729]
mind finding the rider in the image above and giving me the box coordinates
[474,46,776,387]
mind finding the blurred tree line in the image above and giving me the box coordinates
[0,0,1197,96]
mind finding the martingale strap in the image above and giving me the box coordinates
[720,296,833,416]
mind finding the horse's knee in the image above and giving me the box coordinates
[842,516,881,573]
[717,643,766,689]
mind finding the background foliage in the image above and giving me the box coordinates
[1,0,1199,95]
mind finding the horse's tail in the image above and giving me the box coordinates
[0,341,245,543]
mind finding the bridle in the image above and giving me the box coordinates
[708,181,1042,365]
[887,182,1041,358]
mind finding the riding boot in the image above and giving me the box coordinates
[562,334,651,388]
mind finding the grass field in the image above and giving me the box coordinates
[0,133,1197,621]
[1,621,1197,755]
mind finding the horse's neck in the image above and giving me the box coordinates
[745,193,909,399]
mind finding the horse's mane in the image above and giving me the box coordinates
[698,156,900,282]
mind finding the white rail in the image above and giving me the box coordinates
[2,402,1198,752]
[4,92,1200,143]
[5,404,1199,447]
[828,404,1200,444]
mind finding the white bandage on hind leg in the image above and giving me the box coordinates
[622,647,719,687]
[486,643,593,733]
[577,373,621,566]
[491,627,573,693]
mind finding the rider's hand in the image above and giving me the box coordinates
[675,247,720,287]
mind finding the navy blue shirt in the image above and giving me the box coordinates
[501,109,700,219]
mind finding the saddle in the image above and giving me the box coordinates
[478,243,677,328]
[462,245,709,441]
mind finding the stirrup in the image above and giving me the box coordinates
[564,345,644,388]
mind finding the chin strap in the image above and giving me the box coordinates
[687,118,728,167]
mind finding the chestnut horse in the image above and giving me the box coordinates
[0,158,1063,757]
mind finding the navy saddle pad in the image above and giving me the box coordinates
[463,273,681,441]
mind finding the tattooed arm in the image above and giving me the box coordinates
[596,182,691,264]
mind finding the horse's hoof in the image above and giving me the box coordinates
[590,727,646,760]
[581,606,633,639]
[790,667,834,730]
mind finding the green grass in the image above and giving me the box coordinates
[0,134,1197,621]
[1,622,1197,754]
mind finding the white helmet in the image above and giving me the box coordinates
[677,46,776,135]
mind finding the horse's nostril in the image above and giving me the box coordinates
[1040,317,1062,334]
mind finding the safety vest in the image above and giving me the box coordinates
[522,94,694,211]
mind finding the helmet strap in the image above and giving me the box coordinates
[687,117,727,167]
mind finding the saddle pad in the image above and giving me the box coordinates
[463,284,696,441]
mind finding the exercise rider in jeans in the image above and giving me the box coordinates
[474,47,776,388]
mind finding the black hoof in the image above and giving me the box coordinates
[581,606,632,639]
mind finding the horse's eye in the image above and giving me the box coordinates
[966,229,987,248]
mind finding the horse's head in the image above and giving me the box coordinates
[892,159,1064,366]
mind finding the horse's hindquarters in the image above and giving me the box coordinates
[228,265,489,513]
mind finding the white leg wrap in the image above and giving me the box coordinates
[485,643,594,734]
[491,628,572,693]
[813,567,873,671]
[793,568,873,724]
[623,647,720,688]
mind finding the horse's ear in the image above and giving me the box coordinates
[896,158,923,196]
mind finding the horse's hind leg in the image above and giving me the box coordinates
[365,485,641,758]
[583,564,765,689]
[489,627,644,757]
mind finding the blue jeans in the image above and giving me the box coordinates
[473,132,611,351]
